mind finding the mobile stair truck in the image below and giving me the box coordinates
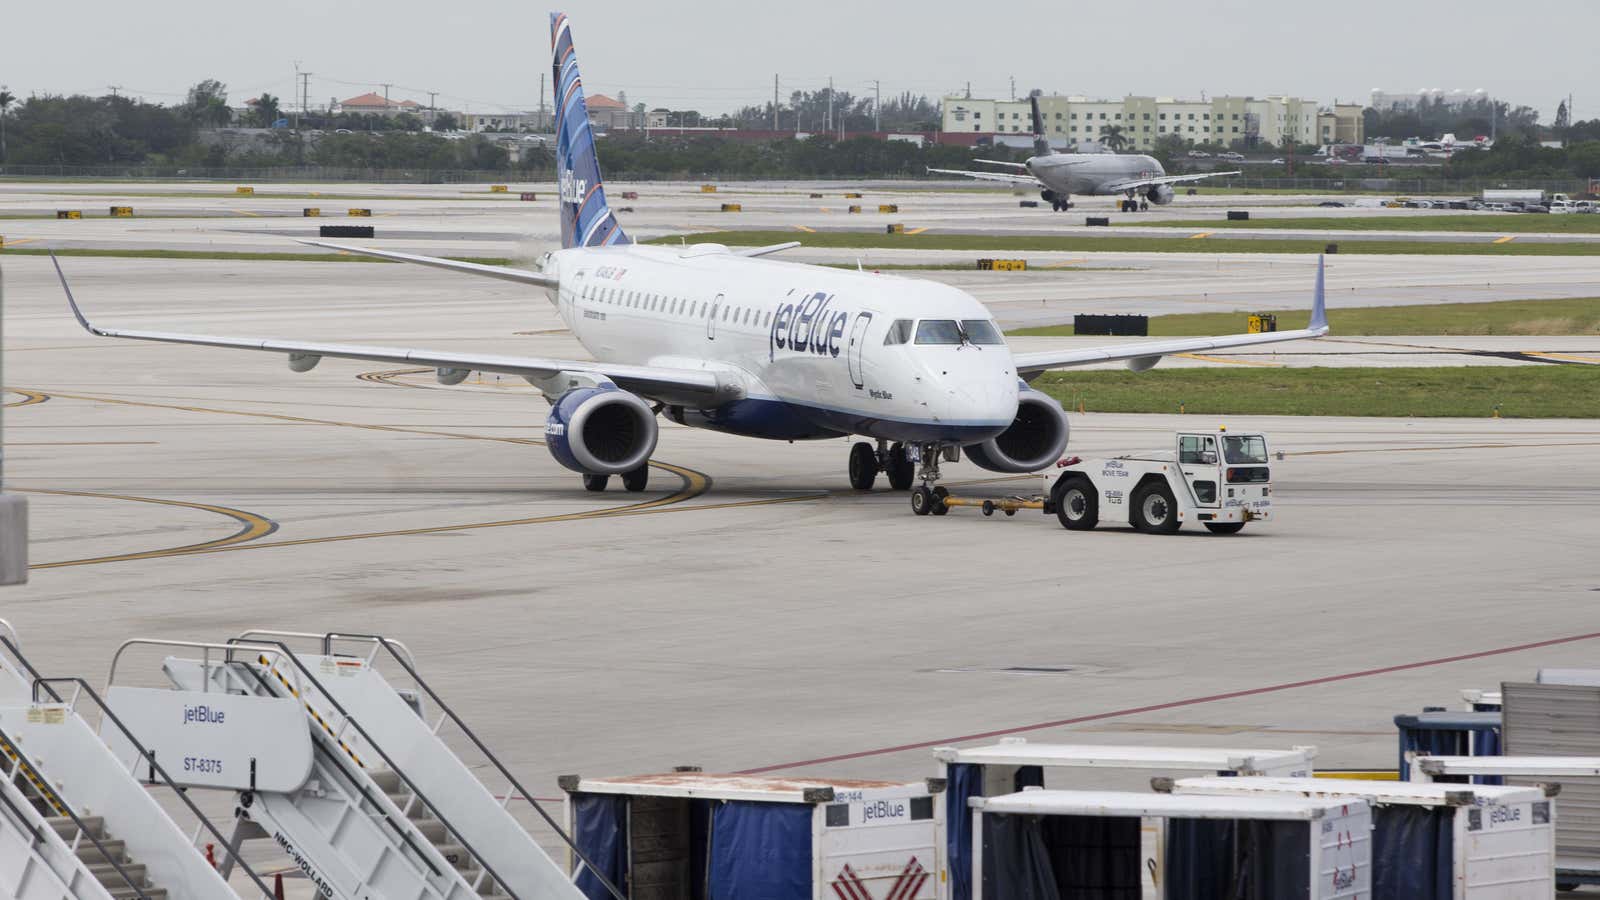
[969,788,1371,899]
[558,771,946,900]
[0,621,272,900]
[102,631,618,900]
[1166,775,1557,898]
[936,738,1317,900]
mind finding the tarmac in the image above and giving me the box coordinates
[0,182,1597,886]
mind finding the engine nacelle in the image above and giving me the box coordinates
[1040,189,1058,203]
[1146,184,1175,205]
[963,388,1071,473]
[544,386,658,475]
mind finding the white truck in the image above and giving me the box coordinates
[1045,428,1273,534]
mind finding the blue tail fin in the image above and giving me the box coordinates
[551,13,629,249]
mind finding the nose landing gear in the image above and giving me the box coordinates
[909,442,956,516]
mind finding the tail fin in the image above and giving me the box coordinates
[1028,90,1050,156]
[551,13,628,249]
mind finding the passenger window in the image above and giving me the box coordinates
[884,319,914,345]
[914,320,963,345]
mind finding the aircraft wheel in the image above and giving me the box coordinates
[848,441,878,491]
[582,473,609,492]
[886,443,914,491]
[911,486,934,516]
[931,486,951,516]
[622,465,649,493]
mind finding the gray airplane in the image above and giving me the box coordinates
[930,93,1239,212]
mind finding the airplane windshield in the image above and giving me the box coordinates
[914,320,964,345]
[961,320,1005,345]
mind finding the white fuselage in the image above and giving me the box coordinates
[542,243,1021,444]
[1029,152,1165,196]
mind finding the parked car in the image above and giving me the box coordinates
[1216,151,1245,161]
[1548,200,1575,214]
[1186,150,1211,159]
[1270,157,1285,164]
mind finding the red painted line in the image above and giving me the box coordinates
[738,629,1600,774]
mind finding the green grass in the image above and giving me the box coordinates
[1012,297,1600,337]
[648,230,1600,256]
[8,189,522,202]
[1155,215,1600,234]
[1035,367,1600,418]
[0,247,511,265]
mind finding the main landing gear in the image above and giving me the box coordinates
[1042,191,1073,212]
[582,464,650,493]
[908,442,958,516]
[1119,191,1150,213]
[848,440,915,492]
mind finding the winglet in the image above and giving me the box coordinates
[1309,254,1329,334]
[51,253,106,337]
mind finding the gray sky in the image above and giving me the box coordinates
[5,0,1596,122]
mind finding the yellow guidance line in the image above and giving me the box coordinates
[21,488,278,569]
[1524,351,1600,365]
[1175,352,1284,368]
[0,238,39,248]
[1492,235,1515,244]
[904,227,928,235]
[1188,232,1214,239]
[793,224,816,233]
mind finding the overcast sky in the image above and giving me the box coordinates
[5,1,1596,122]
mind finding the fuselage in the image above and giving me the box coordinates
[541,243,1021,444]
[1028,153,1165,196]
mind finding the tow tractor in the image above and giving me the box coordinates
[939,429,1274,534]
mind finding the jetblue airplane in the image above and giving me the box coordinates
[930,93,1240,212]
[55,13,1329,516]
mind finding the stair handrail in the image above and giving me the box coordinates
[226,638,523,900]
[235,629,419,673]
[315,631,629,900]
[0,633,63,703]
[0,759,117,900]
[105,638,304,698]
[32,676,278,900]
[0,718,152,900]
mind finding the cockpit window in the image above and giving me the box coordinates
[914,319,964,345]
[961,319,1005,345]
[884,319,914,345]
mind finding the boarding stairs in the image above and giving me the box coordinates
[140,632,609,900]
[0,623,267,900]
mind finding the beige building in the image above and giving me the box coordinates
[941,92,1346,150]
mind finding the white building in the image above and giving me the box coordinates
[941,93,1343,150]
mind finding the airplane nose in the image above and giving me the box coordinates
[940,356,1018,427]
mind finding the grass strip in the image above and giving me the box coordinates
[1035,366,1600,418]
[1152,215,1600,234]
[0,247,511,265]
[1012,297,1600,337]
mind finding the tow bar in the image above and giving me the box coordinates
[938,495,1045,517]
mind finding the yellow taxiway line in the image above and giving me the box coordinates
[1187,232,1214,239]
[1523,351,1600,364]
[793,224,816,233]
[904,227,928,235]
[1175,352,1284,367]
[1492,236,1515,244]
[22,487,279,569]
[0,238,39,248]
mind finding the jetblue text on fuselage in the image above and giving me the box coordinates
[770,292,854,361]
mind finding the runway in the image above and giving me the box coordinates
[1,184,1598,880]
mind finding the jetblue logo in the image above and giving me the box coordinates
[863,800,906,822]
[770,292,854,361]
[182,704,226,725]
[560,169,587,204]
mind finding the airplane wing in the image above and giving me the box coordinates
[297,240,558,288]
[925,166,1043,187]
[1013,256,1329,377]
[51,255,736,406]
[1099,170,1241,193]
[971,159,1030,170]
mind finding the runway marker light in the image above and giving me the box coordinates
[1493,403,1501,419]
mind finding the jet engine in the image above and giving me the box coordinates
[544,386,658,475]
[1040,189,1058,204]
[1147,184,1176,205]
[963,388,1071,473]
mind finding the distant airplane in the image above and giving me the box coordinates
[930,93,1240,212]
[53,15,1328,516]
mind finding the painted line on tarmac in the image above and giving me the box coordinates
[737,629,1600,773]
[793,225,817,233]
[4,390,49,408]
[1174,352,1283,367]
[0,238,39,248]
[1493,236,1515,244]
[1188,232,1214,239]
[20,487,279,569]
[1523,351,1600,365]
[905,227,929,235]
[1292,440,1600,457]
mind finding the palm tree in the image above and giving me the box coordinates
[1098,124,1129,153]
[0,88,14,162]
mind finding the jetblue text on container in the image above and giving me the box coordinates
[182,704,226,725]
